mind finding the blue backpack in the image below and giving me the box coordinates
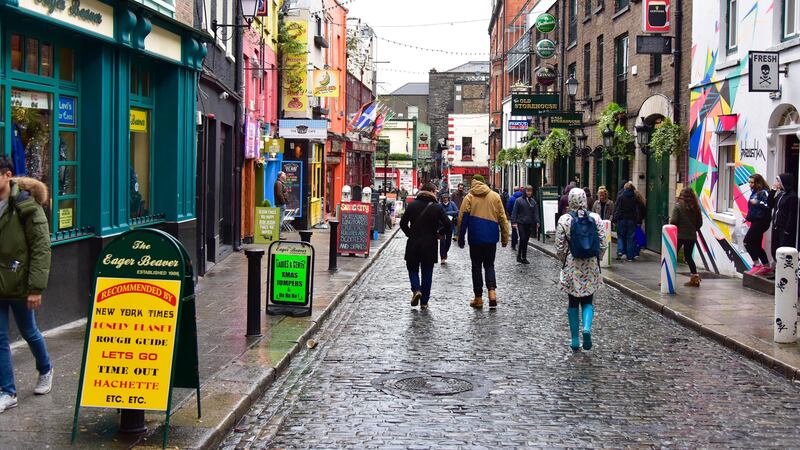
[568,211,601,259]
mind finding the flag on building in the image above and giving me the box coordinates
[349,101,373,130]
[352,102,378,130]
[371,113,386,138]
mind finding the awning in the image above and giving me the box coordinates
[715,114,738,133]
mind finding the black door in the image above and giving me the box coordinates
[785,135,799,192]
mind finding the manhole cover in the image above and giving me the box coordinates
[393,375,473,396]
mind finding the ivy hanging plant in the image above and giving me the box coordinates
[540,129,573,161]
[523,127,542,158]
[597,102,627,139]
[649,118,688,160]
[493,148,508,170]
[604,125,635,160]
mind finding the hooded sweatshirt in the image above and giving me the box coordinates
[614,188,640,222]
[506,190,523,215]
[457,180,511,246]
[771,173,798,239]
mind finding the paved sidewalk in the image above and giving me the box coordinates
[0,226,399,449]
[529,237,800,380]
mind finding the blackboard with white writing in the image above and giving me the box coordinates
[337,202,372,255]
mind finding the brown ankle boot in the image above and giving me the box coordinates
[488,290,498,308]
[684,274,700,287]
[470,296,484,309]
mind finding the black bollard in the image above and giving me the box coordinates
[245,248,265,337]
[299,230,313,243]
[328,220,339,272]
[119,410,146,434]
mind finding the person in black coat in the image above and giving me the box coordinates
[511,185,540,264]
[400,183,451,309]
[767,173,798,275]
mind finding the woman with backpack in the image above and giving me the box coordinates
[744,174,772,275]
[670,187,704,287]
[555,189,607,351]
[400,183,452,309]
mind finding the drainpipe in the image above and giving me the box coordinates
[673,0,684,185]
[233,2,245,250]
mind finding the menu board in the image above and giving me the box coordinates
[337,202,372,255]
[281,161,303,216]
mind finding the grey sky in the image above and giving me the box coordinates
[345,0,491,94]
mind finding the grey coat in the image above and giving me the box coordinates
[592,199,614,221]
[511,195,540,225]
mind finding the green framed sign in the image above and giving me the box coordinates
[535,39,556,59]
[267,241,315,317]
[71,228,200,448]
[511,94,560,116]
[549,113,584,129]
[536,13,557,33]
[254,207,281,244]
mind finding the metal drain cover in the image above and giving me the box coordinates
[393,375,474,396]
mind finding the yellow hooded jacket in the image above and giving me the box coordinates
[457,181,510,246]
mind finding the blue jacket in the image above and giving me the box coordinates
[441,200,459,218]
[506,191,523,214]
[746,189,770,222]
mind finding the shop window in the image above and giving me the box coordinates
[11,90,53,222]
[59,48,75,82]
[462,137,473,161]
[25,38,38,74]
[11,35,22,71]
[129,108,151,219]
[717,145,736,213]
[130,65,153,98]
[311,144,323,200]
[40,43,53,78]
[56,94,79,230]
[11,35,55,78]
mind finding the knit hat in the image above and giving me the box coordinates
[472,175,485,183]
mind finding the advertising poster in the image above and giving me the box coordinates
[255,207,281,244]
[281,20,309,112]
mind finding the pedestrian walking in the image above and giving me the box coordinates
[744,174,772,275]
[451,183,467,210]
[400,183,451,310]
[0,156,53,413]
[613,182,639,261]
[506,186,524,251]
[555,188,606,351]
[511,185,540,264]
[591,186,615,221]
[439,192,459,264]
[558,182,577,215]
[765,173,799,277]
[457,175,510,309]
[670,187,704,287]
[583,187,594,210]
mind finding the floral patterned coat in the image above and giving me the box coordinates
[555,190,608,297]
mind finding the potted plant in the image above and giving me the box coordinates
[540,129,573,161]
[649,118,687,160]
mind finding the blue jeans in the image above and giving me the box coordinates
[407,261,434,304]
[0,300,51,395]
[616,219,637,260]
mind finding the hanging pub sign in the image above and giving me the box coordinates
[511,93,560,116]
[535,39,556,59]
[549,113,584,129]
[337,201,372,256]
[267,241,315,317]
[72,229,200,447]
[643,0,671,33]
[535,13,556,33]
[508,119,530,131]
[536,65,558,86]
[749,51,780,93]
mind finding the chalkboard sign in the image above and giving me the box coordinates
[370,192,380,232]
[281,161,303,216]
[337,202,372,256]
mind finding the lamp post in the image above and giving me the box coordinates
[566,76,579,112]
[575,128,589,157]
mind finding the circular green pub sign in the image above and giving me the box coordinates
[536,13,556,33]
[536,39,556,59]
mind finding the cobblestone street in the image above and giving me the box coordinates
[221,236,800,448]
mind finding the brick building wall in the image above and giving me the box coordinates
[428,71,489,160]
[175,0,194,27]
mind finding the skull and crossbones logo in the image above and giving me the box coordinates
[778,277,789,292]
[760,65,773,86]
[777,318,787,333]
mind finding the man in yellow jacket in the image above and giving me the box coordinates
[457,175,511,309]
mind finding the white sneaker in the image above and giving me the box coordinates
[34,368,53,395]
[0,392,18,412]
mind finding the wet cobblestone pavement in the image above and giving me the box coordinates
[221,236,800,448]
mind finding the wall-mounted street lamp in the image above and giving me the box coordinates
[602,125,615,149]
[566,76,579,98]
[635,117,653,155]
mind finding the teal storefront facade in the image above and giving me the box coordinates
[0,0,207,332]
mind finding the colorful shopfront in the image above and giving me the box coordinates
[0,0,206,331]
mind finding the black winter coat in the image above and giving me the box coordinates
[614,190,640,222]
[770,173,798,246]
[401,192,452,264]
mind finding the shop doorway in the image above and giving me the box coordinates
[784,135,799,192]
[645,152,670,251]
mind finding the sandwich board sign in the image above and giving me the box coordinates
[267,241,315,317]
[71,228,200,448]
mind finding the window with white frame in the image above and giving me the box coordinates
[785,0,799,39]
[717,145,737,212]
[225,0,234,58]
[726,0,738,52]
